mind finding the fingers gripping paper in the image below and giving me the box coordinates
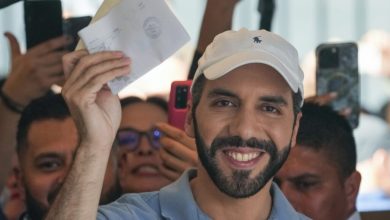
[78,0,190,94]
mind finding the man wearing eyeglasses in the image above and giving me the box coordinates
[47,29,308,219]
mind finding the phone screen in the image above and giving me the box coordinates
[316,42,360,128]
[24,0,63,49]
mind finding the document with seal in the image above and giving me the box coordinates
[75,0,121,51]
[78,0,190,94]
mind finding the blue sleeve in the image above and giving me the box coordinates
[97,193,162,220]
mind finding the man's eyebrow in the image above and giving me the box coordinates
[34,153,64,163]
[207,88,238,99]
[259,95,288,106]
[206,89,288,106]
[288,173,320,181]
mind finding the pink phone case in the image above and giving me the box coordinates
[168,80,192,130]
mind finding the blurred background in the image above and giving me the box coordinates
[0,0,389,99]
[1,0,390,217]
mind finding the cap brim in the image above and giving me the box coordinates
[203,50,300,93]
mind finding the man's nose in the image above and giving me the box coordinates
[228,106,262,140]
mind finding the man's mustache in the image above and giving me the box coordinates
[209,136,277,157]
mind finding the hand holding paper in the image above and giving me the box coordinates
[78,0,190,94]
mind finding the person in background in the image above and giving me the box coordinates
[303,93,390,213]
[117,96,197,193]
[0,155,25,220]
[16,94,120,220]
[0,33,71,190]
[275,102,361,220]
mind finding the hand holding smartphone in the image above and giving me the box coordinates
[24,0,63,49]
[316,42,360,128]
[168,80,192,130]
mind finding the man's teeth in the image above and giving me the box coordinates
[227,151,260,162]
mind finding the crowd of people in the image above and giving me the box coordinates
[1,0,390,220]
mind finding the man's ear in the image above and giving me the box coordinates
[184,103,195,138]
[290,111,302,148]
[344,171,361,215]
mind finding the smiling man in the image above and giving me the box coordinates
[46,28,307,220]
[191,64,297,198]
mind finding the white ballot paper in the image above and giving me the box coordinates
[78,0,190,94]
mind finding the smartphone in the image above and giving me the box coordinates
[316,42,360,128]
[24,0,63,49]
[168,80,192,130]
[63,16,92,51]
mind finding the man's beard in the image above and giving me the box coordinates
[24,183,62,220]
[193,117,291,199]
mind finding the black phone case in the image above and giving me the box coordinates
[316,42,360,128]
[24,0,63,49]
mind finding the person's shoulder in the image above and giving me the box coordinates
[120,191,160,205]
[96,170,202,220]
[270,183,311,220]
[97,191,162,220]
[296,213,311,220]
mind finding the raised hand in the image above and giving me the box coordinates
[61,50,131,151]
[156,122,198,181]
[2,33,70,106]
[305,93,352,116]
[44,50,131,220]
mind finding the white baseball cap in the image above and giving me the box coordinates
[192,28,304,106]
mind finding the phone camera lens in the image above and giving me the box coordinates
[319,47,339,69]
[175,86,189,109]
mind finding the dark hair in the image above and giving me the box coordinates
[191,74,302,117]
[120,96,168,112]
[298,102,357,179]
[16,94,70,155]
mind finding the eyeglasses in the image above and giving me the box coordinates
[116,127,163,151]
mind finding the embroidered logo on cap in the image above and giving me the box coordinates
[253,36,262,44]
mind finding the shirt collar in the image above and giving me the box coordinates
[268,183,309,220]
[159,169,209,220]
[159,169,307,220]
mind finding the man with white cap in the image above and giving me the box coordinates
[46,28,308,220]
